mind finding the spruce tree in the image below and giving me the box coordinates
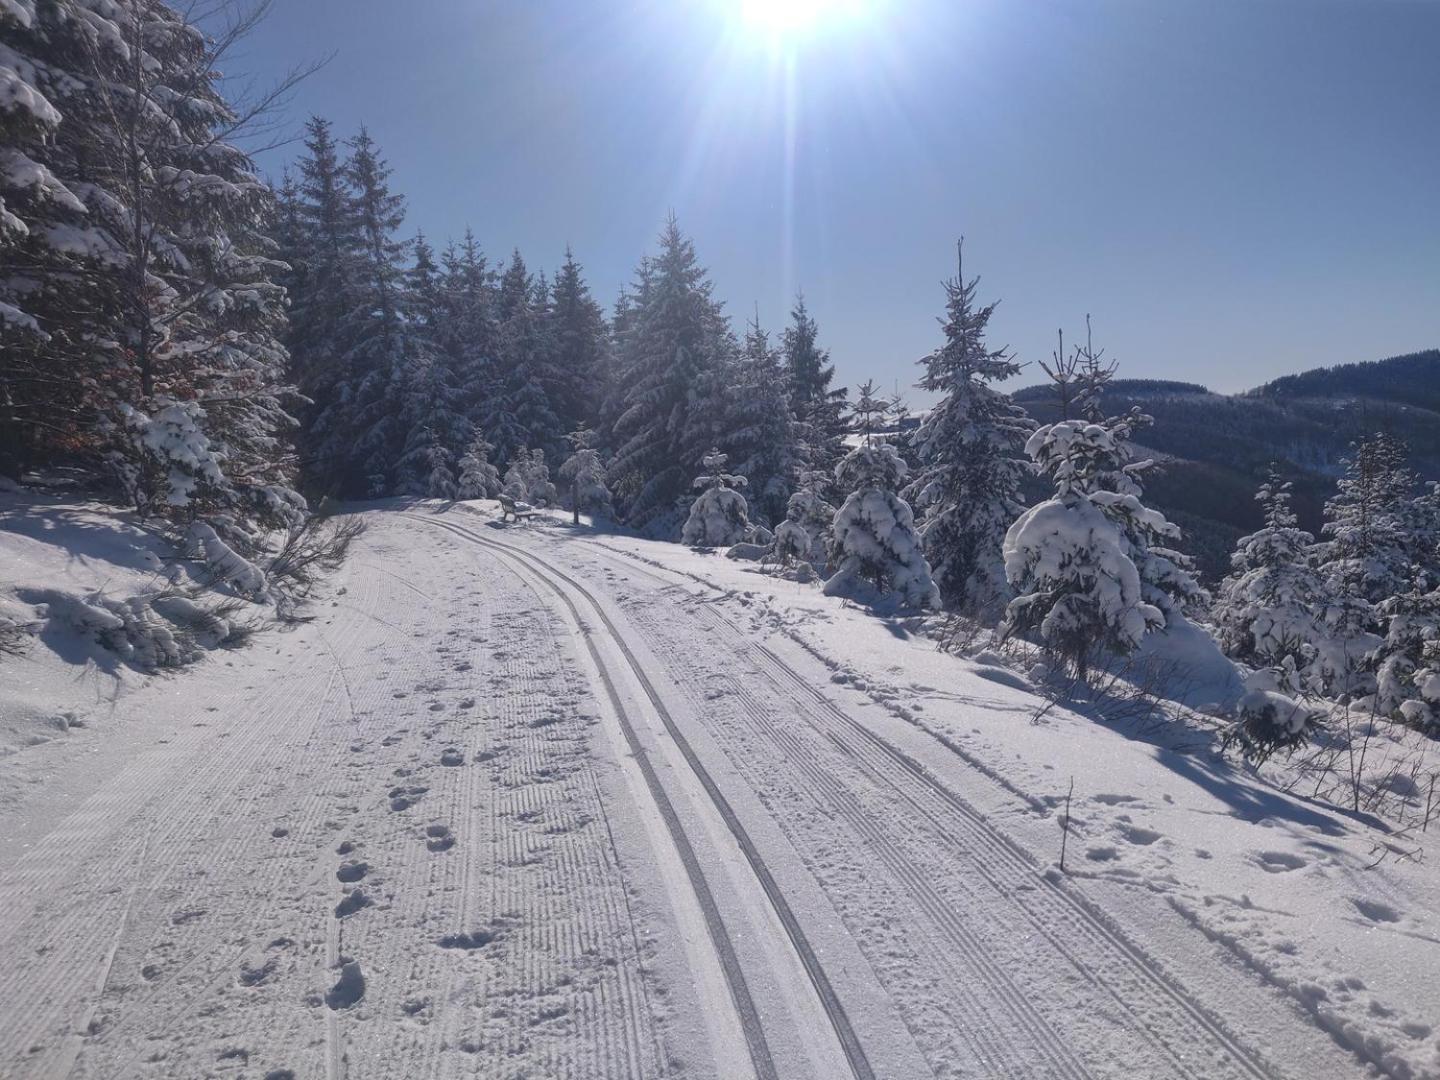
[0,0,303,537]
[724,315,801,526]
[608,216,728,533]
[681,449,751,547]
[456,431,502,499]
[486,251,562,466]
[548,248,607,438]
[560,428,613,523]
[825,443,939,609]
[1213,471,1334,671]
[782,295,848,476]
[906,243,1033,616]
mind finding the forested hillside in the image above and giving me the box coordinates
[1012,351,1440,579]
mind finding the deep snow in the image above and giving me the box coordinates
[0,495,1437,1079]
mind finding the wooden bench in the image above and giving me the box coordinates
[498,493,536,522]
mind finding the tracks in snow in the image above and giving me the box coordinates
[490,523,1279,1080]
[411,512,877,1080]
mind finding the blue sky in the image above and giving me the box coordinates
[239,0,1439,398]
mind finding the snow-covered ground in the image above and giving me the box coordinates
[2,497,1437,1079]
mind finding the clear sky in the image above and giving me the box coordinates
[237,0,1439,399]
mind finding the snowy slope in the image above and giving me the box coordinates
[0,500,1436,1079]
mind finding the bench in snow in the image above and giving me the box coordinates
[498,494,536,522]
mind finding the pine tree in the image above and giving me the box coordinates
[849,380,892,447]
[825,443,940,609]
[560,428,613,523]
[286,117,359,493]
[396,233,470,494]
[780,468,836,568]
[681,449,750,547]
[906,243,1033,616]
[548,248,607,438]
[0,0,303,538]
[724,315,800,526]
[1319,432,1415,611]
[1370,582,1440,729]
[456,431,502,499]
[1213,471,1335,671]
[609,216,729,533]
[486,251,561,466]
[340,128,410,495]
[782,294,848,476]
[1003,420,1164,680]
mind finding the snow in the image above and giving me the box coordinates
[2,498,1439,1078]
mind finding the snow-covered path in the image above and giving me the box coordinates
[0,505,1418,1078]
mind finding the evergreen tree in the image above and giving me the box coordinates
[609,216,729,533]
[548,248,607,437]
[486,251,562,465]
[906,243,1033,616]
[442,229,498,435]
[456,430,502,499]
[780,468,836,569]
[0,0,303,538]
[825,443,939,609]
[681,449,750,547]
[396,233,469,494]
[559,428,613,523]
[724,315,800,526]
[1213,471,1335,671]
[1370,583,1440,729]
[1319,432,1415,610]
[782,294,848,476]
[1003,378,1202,680]
[848,380,893,447]
[340,128,409,495]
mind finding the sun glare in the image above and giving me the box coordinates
[737,0,874,43]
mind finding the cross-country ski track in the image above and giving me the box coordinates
[0,503,1397,1079]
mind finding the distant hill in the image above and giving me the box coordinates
[1008,350,1440,582]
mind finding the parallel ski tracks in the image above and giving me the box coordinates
[410,512,876,1080]
[574,536,1278,1080]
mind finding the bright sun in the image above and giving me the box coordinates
[737,0,872,42]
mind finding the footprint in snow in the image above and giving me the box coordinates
[1256,850,1307,873]
[325,961,365,1009]
[1091,793,1138,806]
[440,748,464,767]
[334,889,371,918]
[425,824,455,852]
[388,785,427,811]
[336,861,369,883]
[1086,846,1119,862]
[1352,898,1400,923]
[1118,825,1163,847]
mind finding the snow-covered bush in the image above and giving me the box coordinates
[1214,474,1328,665]
[682,449,750,547]
[503,448,557,506]
[1004,413,1199,679]
[773,519,810,566]
[824,444,940,609]
[456,433,502,500]
[560,430,613,520]
[1223,666,1327,764]
[781,469,836,569]
[1369,585,1440,729]
[188,522,270,601]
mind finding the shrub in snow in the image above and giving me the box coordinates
[1214,473,1335,672]
[773,519,811,567]
[824,444,940,610]
[456,433,502,500]
[188,522,269,601]
[905,245,1032,617]
[1222,666,1326,764]
[780,469,836,569]
[503,448,557,507]
[1369,584,1440,730]
[1004,411,1200,680]
[682,449,750,548]
[559,429,613,520]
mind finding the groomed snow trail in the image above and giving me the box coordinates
[0,505,1385,1078]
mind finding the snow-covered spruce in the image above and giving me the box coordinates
[1213,472,1323,665]
[1222,666,1328,764]
[682,449,751,548]
[824,443,940,609]
[456,432,503,500]
[1368,584,1440,729]
[723,317,801,527]
[778,469,836,569]
[559,429,613,521]
[504,447,558,507]
[905,245,1032,617]
[1004,414,1200,679]
[0,0,305,540]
